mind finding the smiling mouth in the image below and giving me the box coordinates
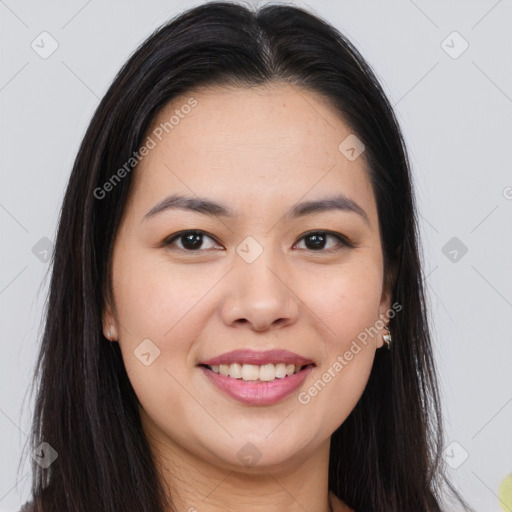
[199,362,315,382]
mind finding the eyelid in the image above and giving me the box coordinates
[163,230,223,251]
[163,229,353,253]
[293,230,352,251]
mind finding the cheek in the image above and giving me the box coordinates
[307,260,383,346]
[112,249,214,341]
[112,276,212,465]
[291,260,382,417]
[113,262,197,424]
[112,250,220,403]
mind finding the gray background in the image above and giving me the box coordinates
[1,1,511,510]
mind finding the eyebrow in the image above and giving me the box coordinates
[142,193,370,226]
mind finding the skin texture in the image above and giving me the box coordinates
[103,83,392,512]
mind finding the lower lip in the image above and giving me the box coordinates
[199,365,314,406]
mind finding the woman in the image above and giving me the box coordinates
[20,2,472,511]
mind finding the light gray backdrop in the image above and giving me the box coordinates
[1,1,511,511]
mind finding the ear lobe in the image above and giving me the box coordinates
[102,302,118,341]
[376,278,394,349]
[376,302,392,349]
[376,249,400,348]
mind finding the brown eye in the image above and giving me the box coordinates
[164,230,221,252]
[294,231,351,252]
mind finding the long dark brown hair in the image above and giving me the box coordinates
[20,2,473,511]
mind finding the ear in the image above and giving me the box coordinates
[376,258,398,348]
[102,299,119,342]
[376,285,393,349]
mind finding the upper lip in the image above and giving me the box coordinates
[198,349,315,367]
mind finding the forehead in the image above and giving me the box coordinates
[129,83,378,227]
[147,83,352,166]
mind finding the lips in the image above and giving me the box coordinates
[198,349,315,367]
[197,349,316,405]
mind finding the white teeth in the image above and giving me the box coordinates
[287,364,297,376]
[208,362,306,381]
[275,363,287,378]
[229,363,242,378]
[242,364,260,381]
[259,364,276,381]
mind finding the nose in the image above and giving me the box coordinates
[219,248,300,332]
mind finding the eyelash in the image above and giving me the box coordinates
[162,230,353,254]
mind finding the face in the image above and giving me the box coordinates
[103,83,392,474]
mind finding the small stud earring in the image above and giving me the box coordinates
[383,325,392,349]
[106,329,111,340]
